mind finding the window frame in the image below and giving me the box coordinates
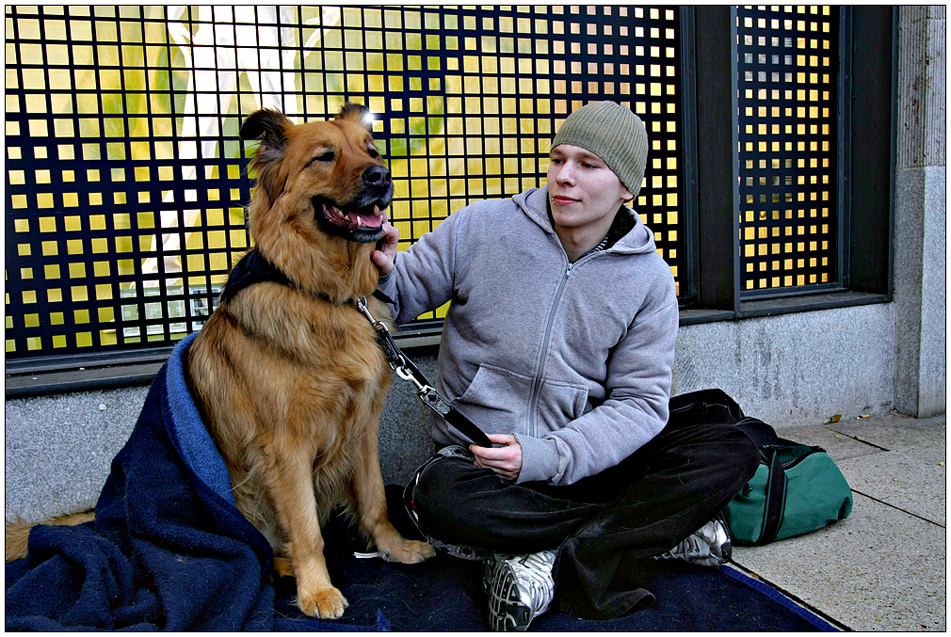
[681,5,894,324]
[5,6,897,395]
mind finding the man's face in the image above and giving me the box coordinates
[547,144,634,233]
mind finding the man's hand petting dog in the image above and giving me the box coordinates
[371,221,399,275]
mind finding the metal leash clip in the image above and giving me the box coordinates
[355,294,491,448]
[394,364,424,390]
[393,365,452,417]
[357,297,450,417]
[356,296,404,370]
[355,296,386,333]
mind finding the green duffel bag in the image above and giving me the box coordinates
[724,417,854,545]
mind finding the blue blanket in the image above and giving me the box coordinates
[7,334,837,631]
[291,505,839,631]
[6,334,381,631]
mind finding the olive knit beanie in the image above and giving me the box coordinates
[551,101,649,197]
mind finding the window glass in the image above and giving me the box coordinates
[735,6,839,294]
[5,5,685,357]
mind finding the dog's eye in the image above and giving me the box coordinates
[367,145,380,159]
[306,151,335,168]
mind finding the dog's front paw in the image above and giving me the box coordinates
[382,539,436,564]
[273,556,295,578]
[298,586,349,619]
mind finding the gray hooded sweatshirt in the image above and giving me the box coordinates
[379,185,678,486]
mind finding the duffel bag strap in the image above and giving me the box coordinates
[758,448,787,545]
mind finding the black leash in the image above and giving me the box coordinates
[356,297,492,448]
[217,250,490,447]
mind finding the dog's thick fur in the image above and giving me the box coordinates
[6,105,434,620]
[185,104,433,618]
[6,511,95,562]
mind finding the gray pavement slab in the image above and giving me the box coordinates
[779,417,946,526]
[827,413,947,454]
[775,423,889,461]
[735,414,946,631]
[733,493,945,631]
[838,447,946,526]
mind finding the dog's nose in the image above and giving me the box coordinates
[363,165,391,189]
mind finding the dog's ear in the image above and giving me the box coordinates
[241,109,292,203]
[241,108,291,154]
[336,103,372,131]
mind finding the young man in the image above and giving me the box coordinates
[372,101,759,630]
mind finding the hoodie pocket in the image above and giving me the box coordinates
[454,364,589,434]
[454,364,529,432]
[534,378,590,433]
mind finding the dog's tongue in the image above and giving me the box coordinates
[348,207,384,229]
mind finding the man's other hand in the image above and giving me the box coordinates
[470,434,523,481]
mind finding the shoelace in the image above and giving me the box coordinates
[656,519,727,561]
[508,552,556,612]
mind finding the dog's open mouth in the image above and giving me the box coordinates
[314,197,387,243]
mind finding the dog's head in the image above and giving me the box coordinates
[241,104,392,245]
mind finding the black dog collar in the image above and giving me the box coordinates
[218,249,296,304]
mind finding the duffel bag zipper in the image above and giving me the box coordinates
[760,444,826,471]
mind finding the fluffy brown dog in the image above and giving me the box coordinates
[183,104,434,619]
[4,105,432,618]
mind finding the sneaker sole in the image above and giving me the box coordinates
[488,562,534,631]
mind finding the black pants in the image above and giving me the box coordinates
[411,415,760,620]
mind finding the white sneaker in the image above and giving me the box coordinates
[485,550,557,631]
[654,516,733,567]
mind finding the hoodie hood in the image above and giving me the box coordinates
[513,185,657,256]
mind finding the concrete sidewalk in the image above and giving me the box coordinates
[731,412,946,631]
[5,388,945,630]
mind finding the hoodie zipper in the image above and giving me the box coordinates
[526,251,596,435]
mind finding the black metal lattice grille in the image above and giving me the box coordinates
[735,5,839,295]
[5,5,686,360]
